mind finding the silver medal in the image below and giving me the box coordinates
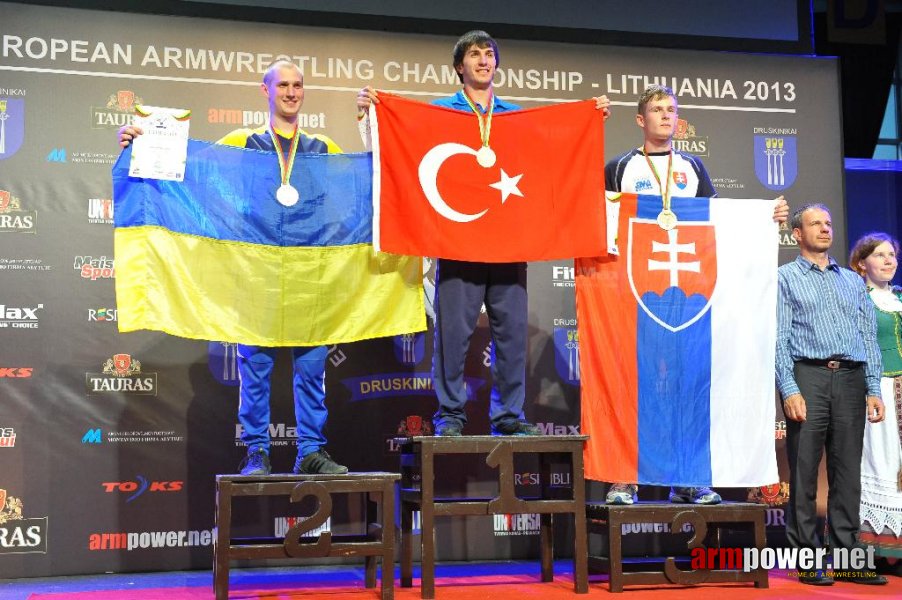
[276,184,299,207]
[476,146,496,168]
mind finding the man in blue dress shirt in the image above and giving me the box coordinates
[776,203,886,585]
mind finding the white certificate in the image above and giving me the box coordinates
[129,105,191,181]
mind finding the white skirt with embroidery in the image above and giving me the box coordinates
[860,376,902,537]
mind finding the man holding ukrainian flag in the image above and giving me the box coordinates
[117,59,422,477]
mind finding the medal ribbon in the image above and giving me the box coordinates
[267,122,301,187]
[461,89,494,149]
[643,146,673,213]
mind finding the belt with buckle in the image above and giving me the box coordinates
[798,358,863,371]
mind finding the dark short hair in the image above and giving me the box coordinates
[452,30,499,83]
[849,231,900,276]
[638,85,676,114]
[790,203,831,231]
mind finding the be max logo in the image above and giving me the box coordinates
[0,304,42,329]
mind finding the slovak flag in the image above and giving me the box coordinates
[576,193,778,487]
[370,93,606,262]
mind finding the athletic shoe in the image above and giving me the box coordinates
[492,421,541,436]
[238,447,271,476]
[434,421,463,436]
[294,449,349,475]
[669,486,722,505]
[606,483,638,505]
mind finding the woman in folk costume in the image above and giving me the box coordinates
[850,232,902,571]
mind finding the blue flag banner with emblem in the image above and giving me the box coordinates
[577,193,779,486]
[112,139,425,346]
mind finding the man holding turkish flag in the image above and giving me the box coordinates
[357,30,609,436]
[368,93,605,261]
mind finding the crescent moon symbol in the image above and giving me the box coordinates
[418,143,488,223]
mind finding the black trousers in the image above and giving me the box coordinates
[432,259,527,430]
[784,361,867,550]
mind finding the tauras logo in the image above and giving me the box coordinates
[0,190,36,233]
[85,354,157,395]
[92,90,142,129]
[0,489,48,554]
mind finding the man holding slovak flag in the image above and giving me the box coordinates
[357,30,611,437]
[581,85,790,507]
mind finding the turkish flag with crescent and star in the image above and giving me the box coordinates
[371,93,606,262]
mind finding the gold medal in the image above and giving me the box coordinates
[476,146,496,168]
[276,184,299,207]
[656,209,678,231]
[643,146,676,231]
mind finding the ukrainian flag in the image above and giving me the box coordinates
[112,140,424,346]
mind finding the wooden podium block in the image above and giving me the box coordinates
[586,501,769,592]
[398,435,588,599]
[214,472,399,600]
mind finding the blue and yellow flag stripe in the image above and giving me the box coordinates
[112,140,424,346]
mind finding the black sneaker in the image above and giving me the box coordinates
[434,421,462,436]
[238,447,271,476]
[492,421,541,436]
[294,449,348,475]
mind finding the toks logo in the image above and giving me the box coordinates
[85,354,157,395]
[74,256,115,280]
[102,477,183,503]
[0,367,32,378]
[92,90,142,129]
[0,488,48,554]
[0,189,36,233]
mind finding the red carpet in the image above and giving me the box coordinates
[26,570,901,599]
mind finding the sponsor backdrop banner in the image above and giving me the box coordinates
[0,1,838,577]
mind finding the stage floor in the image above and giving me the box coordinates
[2,560,900,599]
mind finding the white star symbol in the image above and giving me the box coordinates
[489,169,524,204]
